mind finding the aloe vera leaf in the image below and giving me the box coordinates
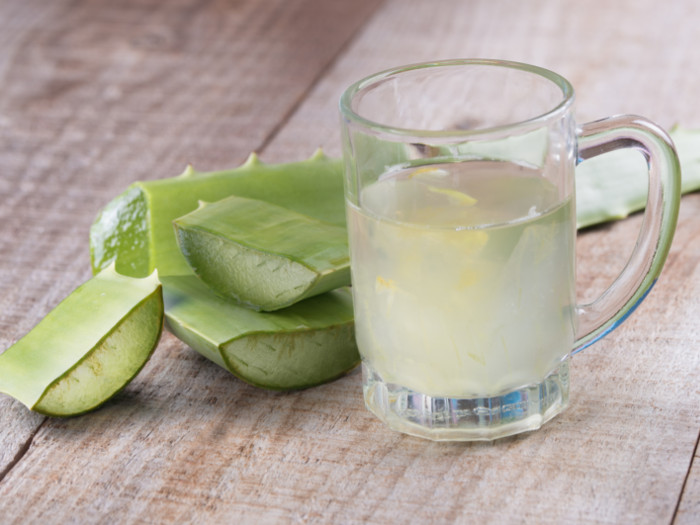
[575,126,699,228]
[90,152,358,389]
[0,266,163,416]
[90,151,345,278]
[174,196,350,311]
[454,127,549,167]
[575,149,649,229]
[161,275,358,390]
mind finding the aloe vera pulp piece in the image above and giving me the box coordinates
[90,151,346,278]
[174,196,350,311]
[0,266,163,416]
[162,275,358,390]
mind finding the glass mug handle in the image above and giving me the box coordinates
[573,115,681,352]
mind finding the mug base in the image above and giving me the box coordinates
[363,360,570,441]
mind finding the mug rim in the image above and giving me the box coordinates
[339,58,575,139]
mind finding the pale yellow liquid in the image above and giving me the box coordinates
[348,161,576,397]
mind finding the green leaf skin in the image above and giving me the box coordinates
[0,266,163,416]
[90,152,358,390]
[90,151,346,278]
[162,275,358,390]
[174,196,350,311]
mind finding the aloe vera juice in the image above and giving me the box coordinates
[347,160,577,398]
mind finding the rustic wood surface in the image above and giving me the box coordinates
[0,0,698,523]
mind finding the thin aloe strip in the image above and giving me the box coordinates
[162,275,357,390]
[174,196,350,311]
[90,152,358,389]
[0,265,163,416]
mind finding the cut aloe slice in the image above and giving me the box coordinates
[174,196,350,311]
[162,275,358,390]
[0,266,163,416]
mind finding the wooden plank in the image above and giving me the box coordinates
[0,0,383,476]
[1,0,699,524]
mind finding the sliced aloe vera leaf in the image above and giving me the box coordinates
[174,196,350,311]
[575,126,700,228]
[89,152,357,389]
[90,151,345,278]
[575,148,649,229]
[162,275,358,390]
[0,266,163,416]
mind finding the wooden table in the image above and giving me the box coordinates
[1,1,698,523]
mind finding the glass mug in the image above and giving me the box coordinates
[339,59,680,441]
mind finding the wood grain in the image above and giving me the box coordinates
[0,0,699,523]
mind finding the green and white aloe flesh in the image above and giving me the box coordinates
[0,265,163,416]
[174,196,350,311]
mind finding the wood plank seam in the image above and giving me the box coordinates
[672,428,700,524]
[0,418,46,484]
